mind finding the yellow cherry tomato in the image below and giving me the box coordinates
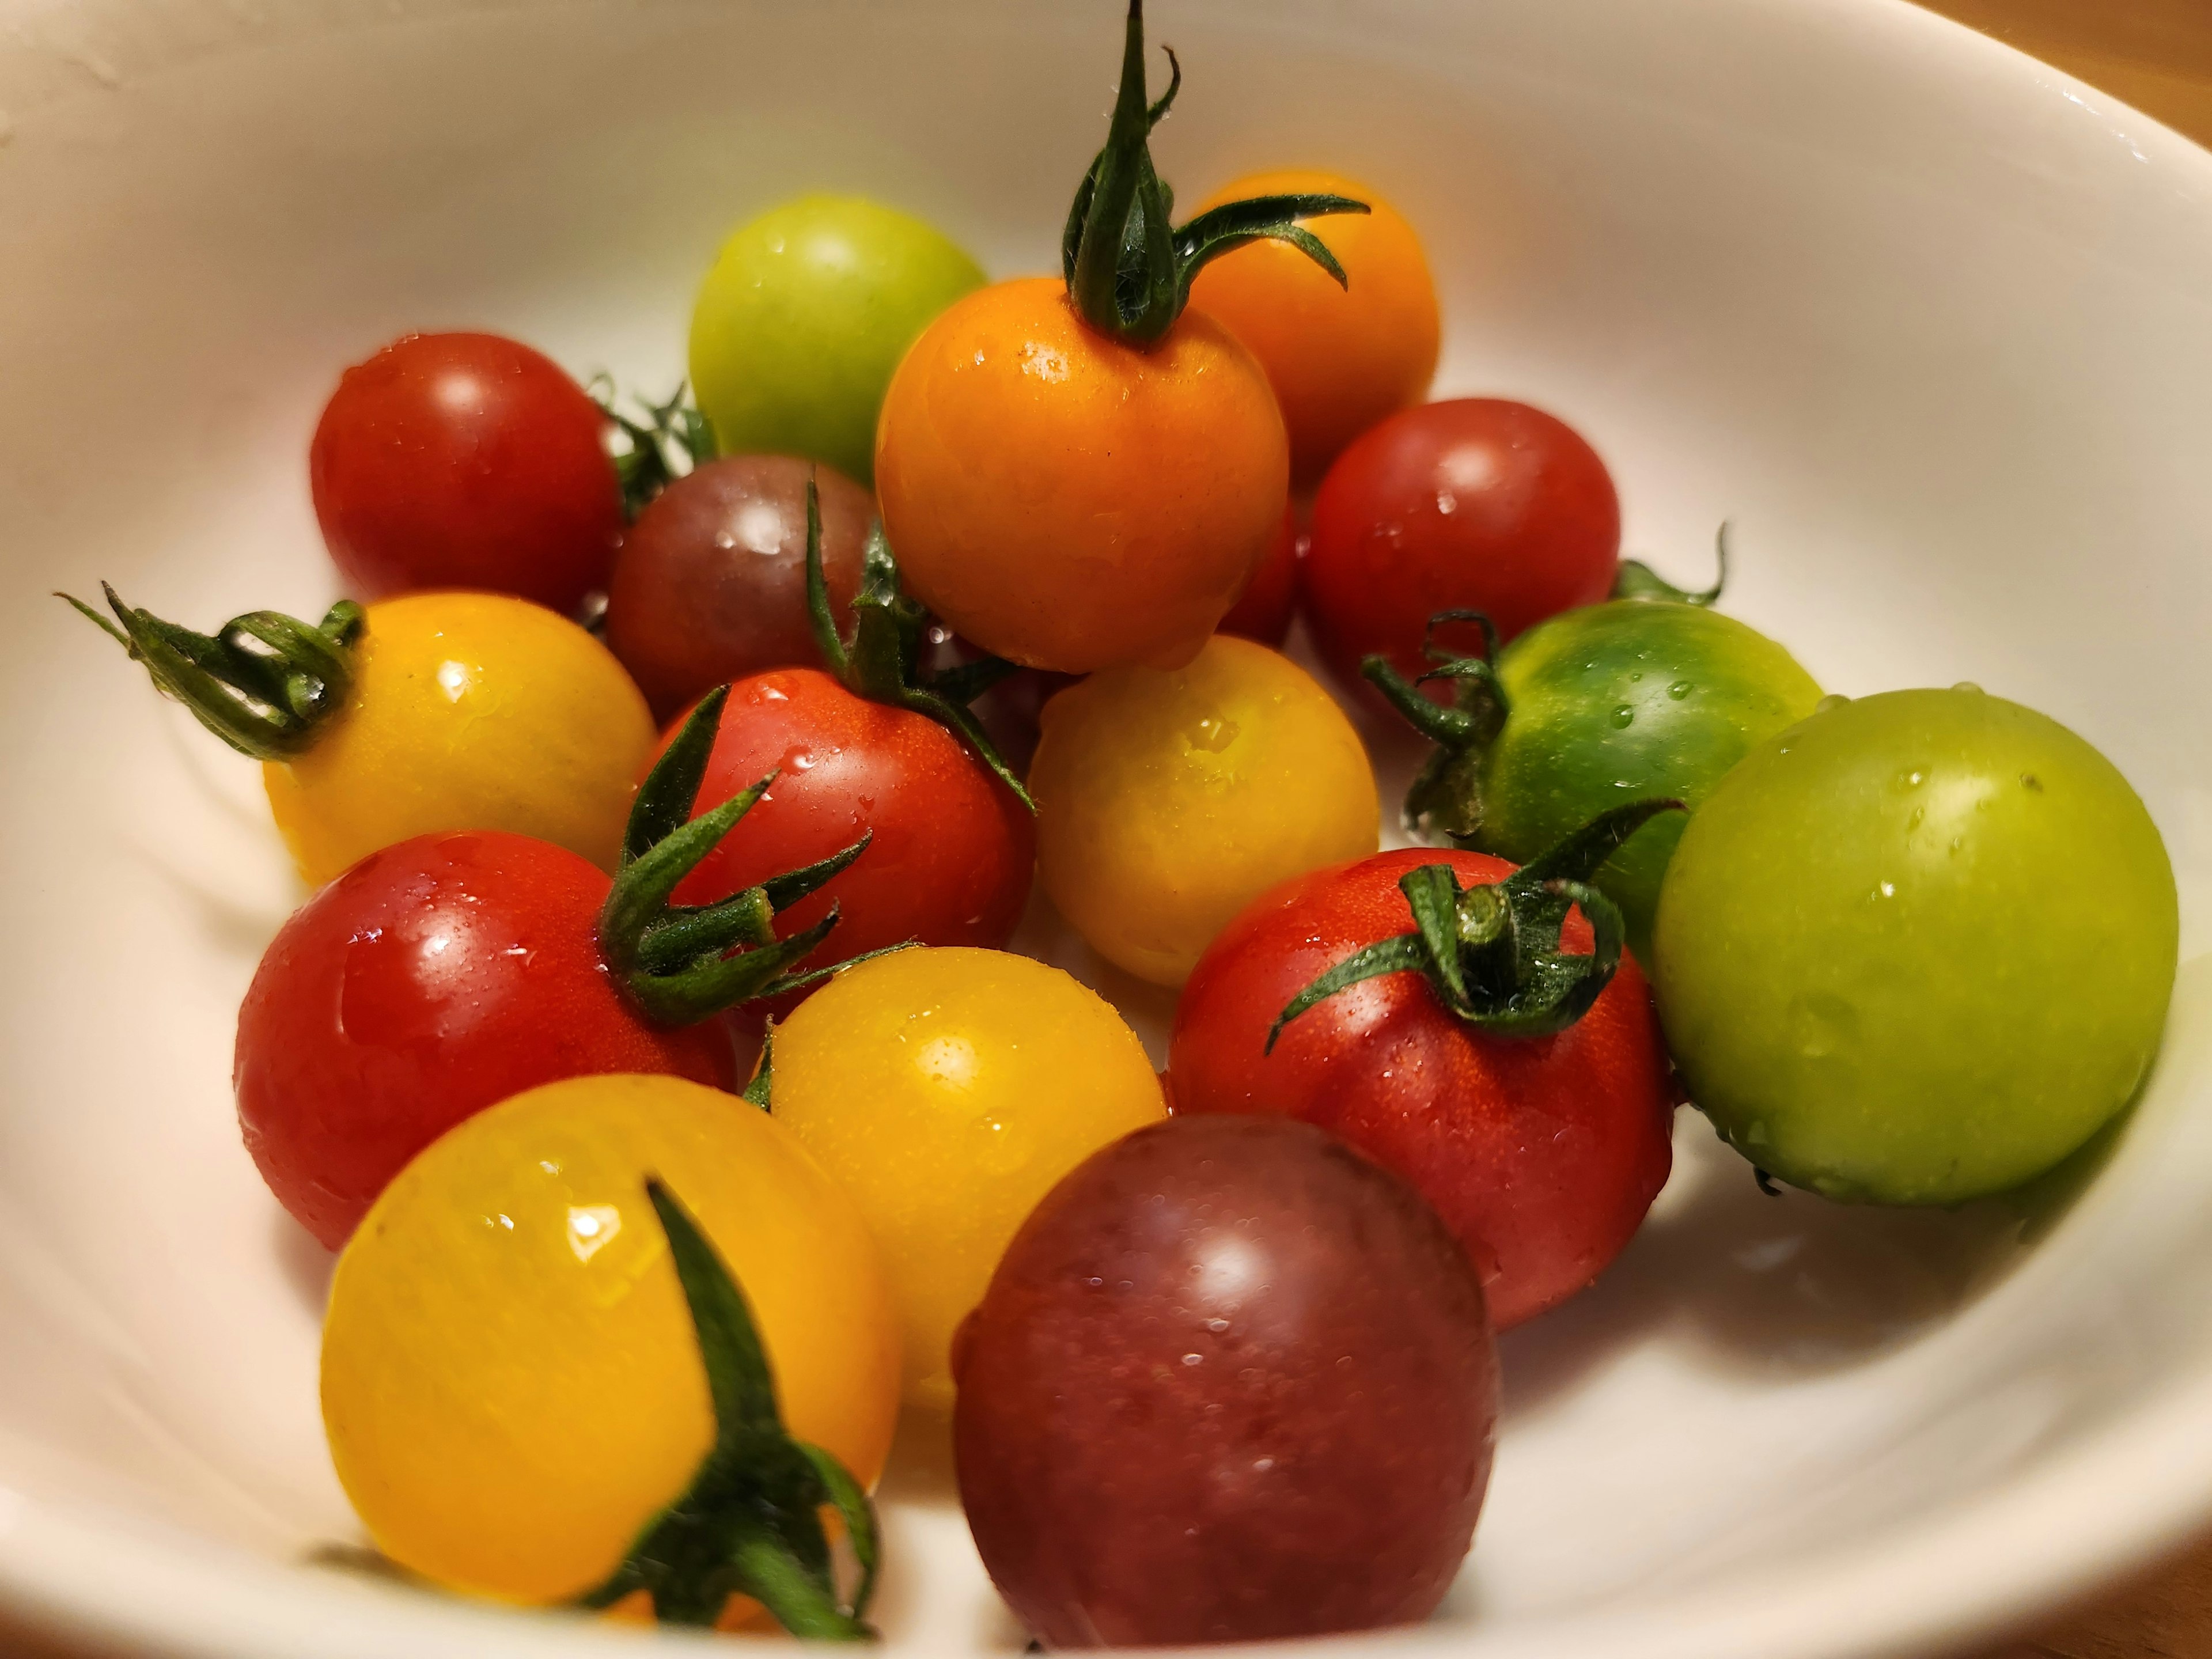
[321,1073,900,1607]
[770,948,1166,1412]
[1031,634,1380,987]
[264,592,654,883]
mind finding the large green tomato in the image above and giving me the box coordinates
[1653,687,2177,1204]
[689,195,985,484]
[1452,600,1822,964]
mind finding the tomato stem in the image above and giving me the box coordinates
[1612,522,1731,607]
[1060,0,1370,344]
[1363,608,1512,840]
[577,1180,880,1639]
[591,374,715,522]
[59,584,362,762]
[1266,800,1684,1049]
[802,478,1036,810]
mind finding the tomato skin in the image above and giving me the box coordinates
[1217,503,1302,647]
[1188,171,1440,484]
[664,669,1033,962]
[1654,688,2178,1203]
[322,1074,900,1606]
[603,456,872,721]
[262,591,657,884]
[772,946,1166,1410]
[1306,399,1620,695]
[690,195,986,485]
[1169,849,1674,1328]
[953,1115,1495,1646]
[876,278,1289,673]
[236,831,733,1249]
[310,332,621,614]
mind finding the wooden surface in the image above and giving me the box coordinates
[1913,5,2212,1653]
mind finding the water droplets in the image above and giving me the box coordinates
[1184,713,1239,754]
[1667,680,1693,700]
[1609,704,1635,729]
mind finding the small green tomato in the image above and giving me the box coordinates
[1653,686,2177,1204]
[688,195,986,484]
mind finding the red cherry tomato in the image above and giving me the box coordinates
[1168,848,1672,1328]
[665,668,1034,963]
[1304,399,1619,696]
[1216,504,1301,648]
[310,332,622,615]
[236,832,734,1249]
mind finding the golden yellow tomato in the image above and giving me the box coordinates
[770,948,1166,1412]
[264,592,654,884]
[321,1073,900,1607]
[1031,634,1380,987]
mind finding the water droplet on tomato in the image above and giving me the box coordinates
[1609,705,1635,728]
[1668,680,1693,700]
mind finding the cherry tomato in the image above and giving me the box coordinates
[1305,399,1621,695]
[875,277,1289,672]
[1169,847,1674,1328]
[309,332,622,615]
[664,668,1033,962]
[1655,687,2177,1203]
[603,456,873,721]
[237,832,733,1248]
[322,1073,901,1606]
[771,946,1166,1410]
[264,592,656,882]
[954,1114,1497,1646]
[1031,635,1378,987]
[1217,503,1301,647]
[1188,171,1440,484]
[690,195,986,486]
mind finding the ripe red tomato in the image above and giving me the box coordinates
[310,332,622,615]
[236,832,734,1249]
[1216,503,1301,648]
[1168,847,1673,1328]
[1304,399,1619,696]
[666,668,1034,963]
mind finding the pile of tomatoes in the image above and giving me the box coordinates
[70,2,2179,1647]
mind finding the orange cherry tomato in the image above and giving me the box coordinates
[874,277,1289,674]
[1187,171,1440,485]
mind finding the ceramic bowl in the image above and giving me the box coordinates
[4,1,2211,1655]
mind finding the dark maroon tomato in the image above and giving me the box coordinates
[1217,502,1302,647]
[236,831,734,1249]
[1304,399,1619,699]
[1168,849,1673,1329]
[954,1115,1497,1647]
[603,456,873,721]
[310,332,623,614]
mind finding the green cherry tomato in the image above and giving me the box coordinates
[689,195,986,484]
[1653,687,2178,1205]
[1471,600,1822,964]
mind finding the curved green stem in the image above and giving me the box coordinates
[1363,608,1512,841]
[591,375,714,521]
[1613,522,1730,606]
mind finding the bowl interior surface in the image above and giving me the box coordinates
[5,2,2212,1656]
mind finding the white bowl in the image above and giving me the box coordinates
[6,1,2212,1655]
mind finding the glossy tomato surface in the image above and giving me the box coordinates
[237,832,734,1248]
[1217,503,1302,647]
[773,946,1165,1410]
[954,1114,1497,1646]
[876,278,1288,672]
[1306,399,1620,694]
[323,1074,900,1607]
[664,668,1033,963]
[1170,849,1674,1328]
[603,455,872,720]
[310,332,621,614]
[1655,687,2177,1203]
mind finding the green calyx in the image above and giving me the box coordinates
[60,584,363,762]
[1267,799,1684,1050]
[578,1179,880,1638]
[592,375,715,522]
[1612,522,1731,607]
[1060,0,1369,345]
[803,479,1034,810]
[600,687,875,1026]
[1362,609,1511,842]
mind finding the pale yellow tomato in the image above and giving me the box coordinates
[321,1074,900,1607]
[265,592,654,884]
[770,948,1166,1412]
[1031,634,1380,987]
